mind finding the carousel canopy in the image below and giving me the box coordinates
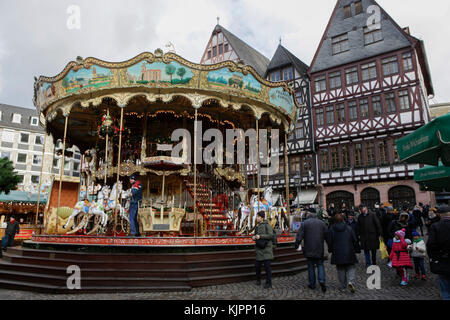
[0,191,48,204]
[34,49,300,139]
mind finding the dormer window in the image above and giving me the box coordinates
[364,26,383,45]
[31,117,38,126]
[344,5,352,19]
[332,33,349,55]
[355,1,363,15]
[12,113,21,124]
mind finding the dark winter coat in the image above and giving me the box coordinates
[254,220,274,261]
[388,213,413,240]
[357,212,382,251]
[328,222,359,266]
[381,212,396,241]
[426,217,450,276]
[5,221,20,236]
[412,208,423,227]
[295,216,329,259]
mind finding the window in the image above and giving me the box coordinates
[326,106,335,125]
[303,155,312,174]
[295,124,304,139]
[364,26,383,45]
[372,96,382,116]
[290,156,301,173]
[20,133,29,144]
[336,103,346,123]
[366,141,376,166]
[35,135,44,145]
[316,108,324,127]
[314,75,326,92]
[320,149,329,172]
[212,47,217,57]
[361,62,377,81]
[1,130,14,143]
[30,117,38,126]
[332,33,349,55]
[73,162,80,172]
[360,98,369,118]
[331,147,339,170]
[31,175,40,184]
[379,141,389,165]
[224,43,229,52]
[346,67,359,85]
[403,52,413,72]
[393,144,400,163]
[382,56,399,76]
[355,1,363,15]
[399,90,410,110]
[218,44,223,55]
[348,101,358,121]
[33,155,42,165]
[344,5,352,18]
[275,71,280,81]
[17,153,27,163]
[207,51,211,59]
[12,113,22,124]
[329,71,342,89]
[279,157,285,175]
[354,143,363,167]
[64,160,70,170]
[1,152,11,160]
[342,145,350,168]
[53,159,59,168]
[385,92,397,113]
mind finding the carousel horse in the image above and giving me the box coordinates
[63,190,108,231]
[104,181,130,223]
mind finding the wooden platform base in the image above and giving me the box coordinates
[0,238,306,293]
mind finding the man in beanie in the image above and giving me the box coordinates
[426,206,450,300]
[252,211,274,289]
[129,174,142,237]
[357,204,382,267]
[295,211,329,292]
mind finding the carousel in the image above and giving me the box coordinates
[28,49,299,247]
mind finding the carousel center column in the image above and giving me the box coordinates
[193,104,200,238]
[284,131,290,232]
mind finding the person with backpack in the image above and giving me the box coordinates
[328,214,360,293]
[252,211,274,289]
[426,206,450,300]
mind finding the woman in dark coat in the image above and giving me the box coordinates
[357,205,382,267]
[252,211,274,289]
[329,214,359,292]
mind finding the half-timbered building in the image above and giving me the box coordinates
[264,44,317,206]
[308,0,435,210]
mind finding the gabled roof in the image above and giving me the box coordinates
[0,103,43,132]
[213,25,270,77]
[309,0,414,74]
[266,44,309,77]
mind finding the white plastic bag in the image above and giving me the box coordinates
[387,260,392,268]
[296,244,302,252]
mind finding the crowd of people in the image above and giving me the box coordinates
[251,202,450,300]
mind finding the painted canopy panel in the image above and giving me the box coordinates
[33,50,298,123]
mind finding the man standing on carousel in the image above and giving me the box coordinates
[129,174,142,237]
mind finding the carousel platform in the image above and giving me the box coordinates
[0,235,307,293]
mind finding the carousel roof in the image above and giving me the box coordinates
[0,191,48,204]
[33,49,300,132]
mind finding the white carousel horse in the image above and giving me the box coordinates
[63,188,108,230]
[104,181,130,223]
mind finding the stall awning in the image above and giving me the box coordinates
[0,191,48,204]
[414,162,450,192]
[397,113,450,166]
[292,190,318,206]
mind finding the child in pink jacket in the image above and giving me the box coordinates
[389,228,413,286]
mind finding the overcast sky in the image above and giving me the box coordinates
[0,0,449,110]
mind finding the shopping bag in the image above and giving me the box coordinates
[379,239,389,260]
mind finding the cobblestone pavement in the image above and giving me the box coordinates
[0,251,443,300]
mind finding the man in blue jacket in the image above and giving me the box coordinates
[129,174,142,237]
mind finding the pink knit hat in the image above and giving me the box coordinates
[395,228,406,238]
